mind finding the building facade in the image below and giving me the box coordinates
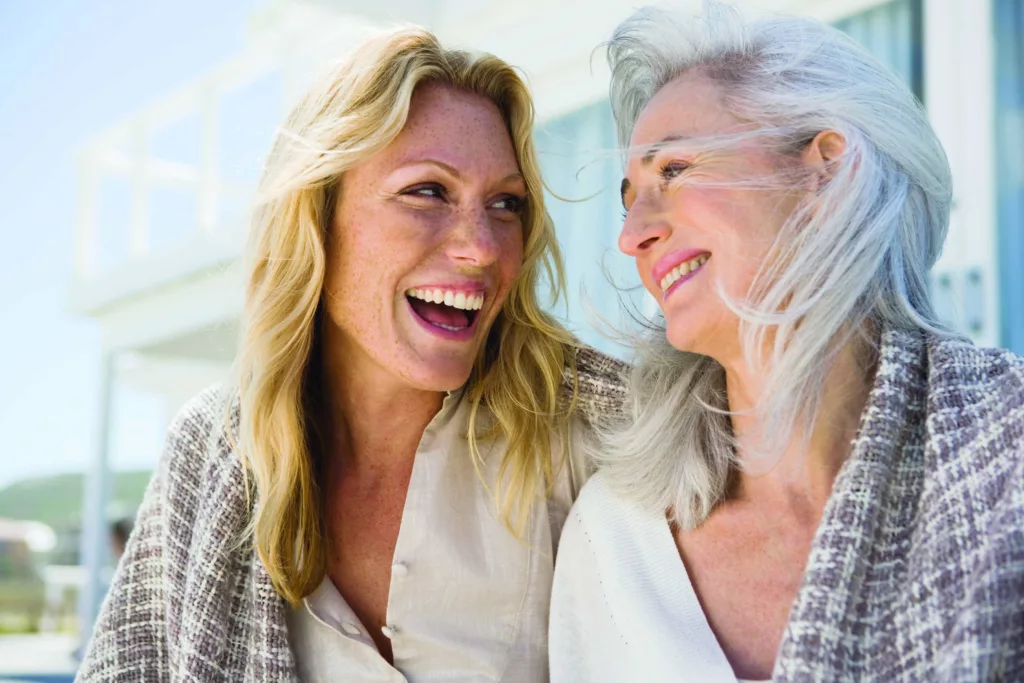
[71,0,1023,631]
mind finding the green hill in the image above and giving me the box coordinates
[0,470,153,529]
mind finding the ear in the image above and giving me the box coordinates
[801,130,846,188]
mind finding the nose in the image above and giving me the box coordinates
[447,208,501,266]
[618,203,671,257]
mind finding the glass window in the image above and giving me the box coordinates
[535,102,641,356]
[834,0,924,100]
[995,0,1024,353]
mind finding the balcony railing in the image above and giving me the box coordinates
[73,2,381,285]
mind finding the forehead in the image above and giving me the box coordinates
[629,71,740,152]
[383,82,519,171]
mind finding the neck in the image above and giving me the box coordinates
[723,334,875,515]
[319,322,445,474]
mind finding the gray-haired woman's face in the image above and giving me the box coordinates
[618,71,808,366]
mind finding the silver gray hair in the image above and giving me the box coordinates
[597,1,955,527]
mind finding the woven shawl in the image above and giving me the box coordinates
[76,347,628,682]
[775,330,1024,681]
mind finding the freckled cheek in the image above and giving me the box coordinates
[494,227,525,295]
[327,229,414,324]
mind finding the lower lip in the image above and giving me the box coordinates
[663,263,707,300]
[406,298,480,341]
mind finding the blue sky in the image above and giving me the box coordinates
[0,0,261,488]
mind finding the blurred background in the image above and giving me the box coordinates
[0,0,1020,679]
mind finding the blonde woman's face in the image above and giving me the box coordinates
[618,72,804,365]
[324,83,526,391]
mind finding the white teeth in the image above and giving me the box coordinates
[406,288,485,311]
[659,254,710,292]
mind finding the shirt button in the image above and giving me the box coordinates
[381,625,397,639]
[341,622,361,636]
[391,562,409,577]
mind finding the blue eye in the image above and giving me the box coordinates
[491,195,525,213]
[404,183,446,199]
[659,161,690,181]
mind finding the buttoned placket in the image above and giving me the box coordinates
[302,389,463,665]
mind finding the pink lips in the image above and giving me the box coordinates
[405,281,486,342]
[652,249,708,285]
[652,249,711,300]
[411,281,486,296]
[408,299,480,340]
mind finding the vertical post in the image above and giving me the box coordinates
[924,0,999,346]
[956,0,999,347]
[198,84,220,234]
[75,153,100,279]
[77,350,116,643]
[130,123,149,258]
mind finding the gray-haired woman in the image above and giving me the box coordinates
[549,3,1024,682]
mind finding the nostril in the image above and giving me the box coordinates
[637,236,660,251]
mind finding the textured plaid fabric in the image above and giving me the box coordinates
[75,346,628,683]
[776,330,1024,681]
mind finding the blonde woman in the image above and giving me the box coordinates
[550,4,1024,682]
[77,27,625,682]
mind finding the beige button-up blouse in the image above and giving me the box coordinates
[286,390,587,682]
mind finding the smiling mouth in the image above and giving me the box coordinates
[660,253,710,297]
[405,288,484,338]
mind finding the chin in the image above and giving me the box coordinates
[664,327,695,353]
[403,355,476,393]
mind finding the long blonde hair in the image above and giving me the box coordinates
[233,26,577,605]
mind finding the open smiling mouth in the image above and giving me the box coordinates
[661,253,710,299]
[405,288,485,341]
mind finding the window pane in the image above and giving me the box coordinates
[834,0,923,100]
[535,102,641,356]
[995,0,1024,353]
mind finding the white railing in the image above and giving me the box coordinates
[74,57,275,280]
[73,2,381,282]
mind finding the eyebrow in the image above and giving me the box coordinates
[641,134,687,165]
[400,159,524,188]
[403,158,462,179]
[621,134,689,206]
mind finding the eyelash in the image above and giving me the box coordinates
[402,183,525,214]
[659,160,691,181]
[404,183,446,200]
[492,195,526,214]
[620,160,691,220]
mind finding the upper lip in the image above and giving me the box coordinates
[651,249,710,286]
[406,280,487,295]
